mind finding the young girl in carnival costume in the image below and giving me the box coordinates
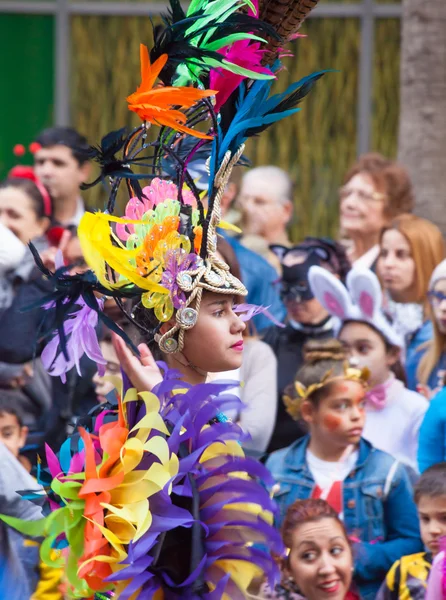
[308,265,427,473]
[266,339,422,600]
[0,0,328,598]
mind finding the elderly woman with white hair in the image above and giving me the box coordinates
[237,165,294,269]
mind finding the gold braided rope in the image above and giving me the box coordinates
[157,145,247,354]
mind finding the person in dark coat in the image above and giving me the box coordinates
[263,238,351,453]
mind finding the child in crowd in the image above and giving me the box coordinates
[266,339,422,600]
[0,401,62,600]
[309,265,427,472]
[407,258,446,398]
[377,462,446,599]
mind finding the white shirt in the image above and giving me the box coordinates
[307,448,359,491]
[211,339,278,453]
[307,448,358,520]
[362,377,427,472]
[62,196,85,227]
[353,244,380,269]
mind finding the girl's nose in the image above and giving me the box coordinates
[318,554,336,576]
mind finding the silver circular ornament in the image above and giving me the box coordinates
[205,270,223,287]
[160,337,179,353]
[176,272,193,291]
[177,307,198,329]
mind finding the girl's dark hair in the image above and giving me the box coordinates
[0,178,51,220]
[130,300,163,361]
[339,319,407,386]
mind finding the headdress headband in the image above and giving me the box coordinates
[308,265,404,348]
[284,362,370,420]
[33,0,327,374]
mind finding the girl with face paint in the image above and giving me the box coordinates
[266,339,423,600]
[307,264,427,473]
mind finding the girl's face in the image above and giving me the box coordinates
[0,186,48,244]
[302,380,366,448]
[378,229,416,301]
[338,321,398,387]
[182,292,246,372]
[289,517,353,600]
[93,341,121,403]
[339,172,387,239]
[430,279,446,335]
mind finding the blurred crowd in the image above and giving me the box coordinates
[3,127,446,599]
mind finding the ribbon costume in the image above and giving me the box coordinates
[1,0,326,597]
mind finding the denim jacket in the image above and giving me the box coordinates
[266,436,422,600]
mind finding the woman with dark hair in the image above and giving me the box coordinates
[263,498,360,599]
[0,169,54,430]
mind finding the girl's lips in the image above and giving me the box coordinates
[348,428,363,436]
[231,341,244,351]
[317,580,341,594]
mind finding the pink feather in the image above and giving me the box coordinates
[210,40,273,112]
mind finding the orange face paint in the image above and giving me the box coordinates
[323,414,342,431]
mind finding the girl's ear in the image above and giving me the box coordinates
[159,319,176,335]
[300,401,314,423]
[385,345,401,368]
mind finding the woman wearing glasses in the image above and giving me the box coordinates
[339,153,414,269]
[417,259,446,470]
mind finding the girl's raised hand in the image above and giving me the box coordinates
[112,333,162,393]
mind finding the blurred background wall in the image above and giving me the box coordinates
[0,0,402,240]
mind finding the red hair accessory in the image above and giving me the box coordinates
[29,142,42,154]
[13,144,26,157]
[8,165,52,218]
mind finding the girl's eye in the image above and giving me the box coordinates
[214,310,225,317]
[331,546,344,556]
[301,551,317,561]
[336,402,348,411]
[357,344,370,355]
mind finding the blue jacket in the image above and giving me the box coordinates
[224,236,285,331]
[418,388,446,472]
[266,436,422,600]
[405,321,434,391]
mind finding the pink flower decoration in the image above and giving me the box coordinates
[116,178,196,241]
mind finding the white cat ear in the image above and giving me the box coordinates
[347,268,383,319]
[308,266,354,319]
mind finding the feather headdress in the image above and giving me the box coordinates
[3,2,328,597]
